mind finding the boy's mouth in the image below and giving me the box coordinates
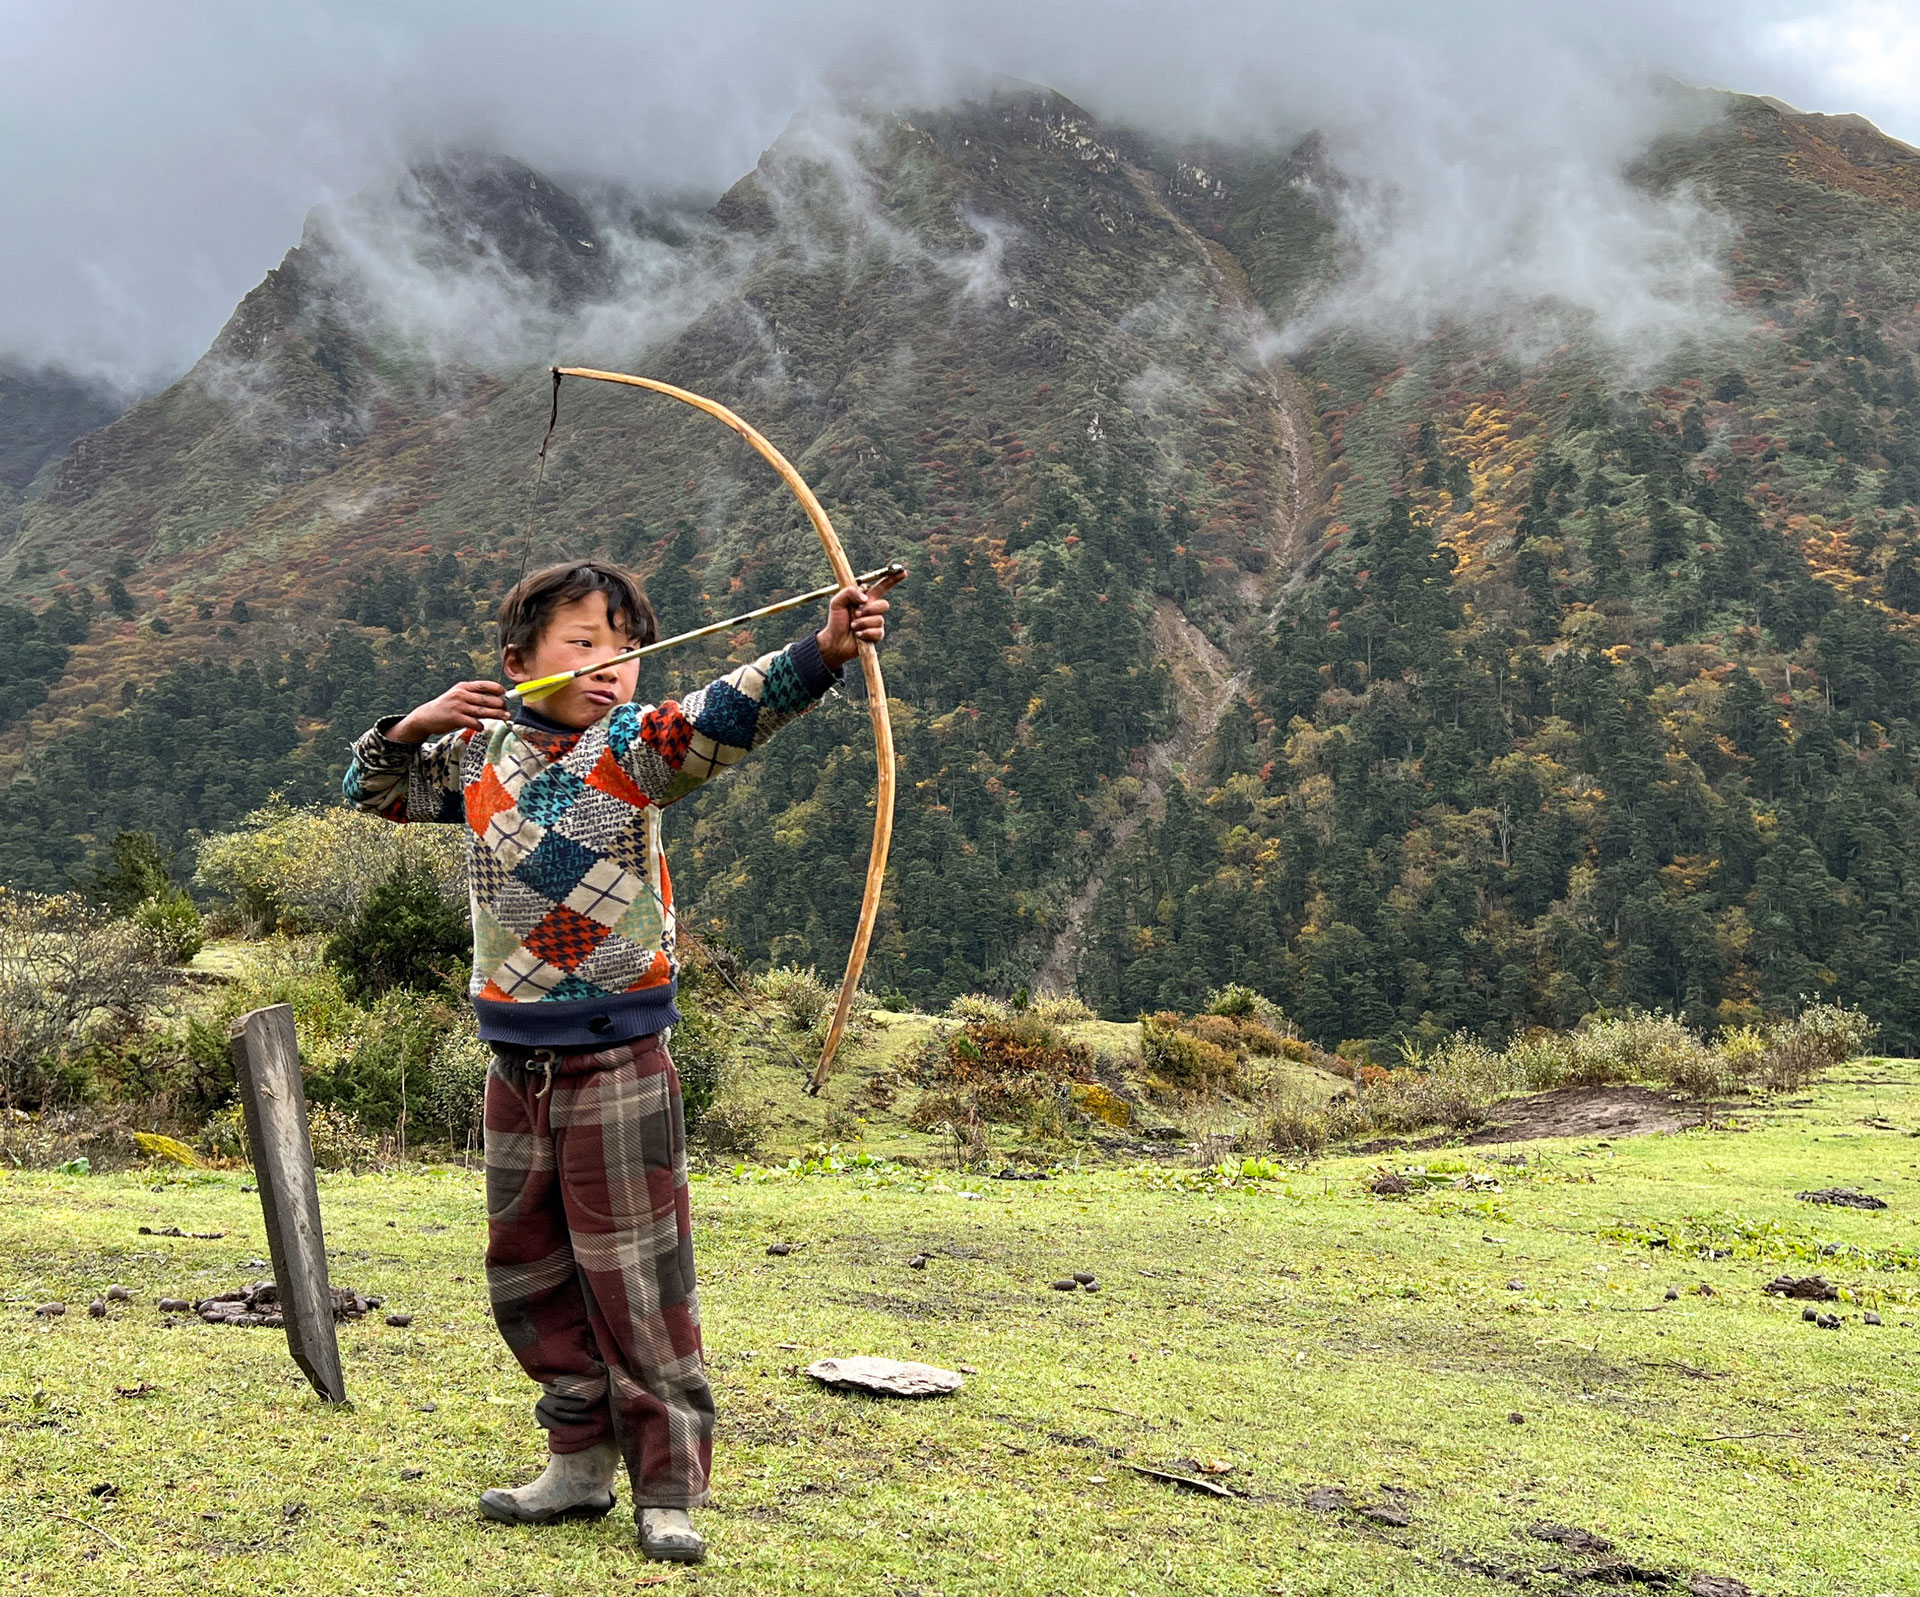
[581,687,619,709]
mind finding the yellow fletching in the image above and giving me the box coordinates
[512,673,572,705]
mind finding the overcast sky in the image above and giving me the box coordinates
[2,0,1915,391]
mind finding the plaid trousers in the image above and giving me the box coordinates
[483,1033,713,1508]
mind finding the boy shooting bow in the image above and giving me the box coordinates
[343,556,898,1561]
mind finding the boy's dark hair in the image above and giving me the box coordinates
[497,560,656,658]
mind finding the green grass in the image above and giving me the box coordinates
[6,1064,1920,1593]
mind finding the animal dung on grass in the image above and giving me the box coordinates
[804,1356,965,1398]
[1796,1186,1888,1210]
[907,1254,928,1270]
[155,1297,189,1312]
[106,1284,131,1302]
[88,1297,106,1318]
[1529,1522,1615,1554]
[766,1242,793,1257]
[193,1282,381,1329]
[34,1302,65,1317]
[1762,1274,1839,1301]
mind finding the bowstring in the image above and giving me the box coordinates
[516,367,565,585]
[678,928,818,1080]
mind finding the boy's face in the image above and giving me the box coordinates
[503,593,642,729]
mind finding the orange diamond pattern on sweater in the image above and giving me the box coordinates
[466,764,516,836]
[585,746,650,809]
[521,905,612,973]
[641,703,694,768]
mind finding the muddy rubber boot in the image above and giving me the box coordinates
[478,1440,620,1525]
[638,1507,706,1563]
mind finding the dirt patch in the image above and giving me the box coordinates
[1464,1086,1704,1145]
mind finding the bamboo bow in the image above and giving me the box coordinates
[547,366,894,1094]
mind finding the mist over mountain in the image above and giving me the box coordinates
[4,1,1915,390]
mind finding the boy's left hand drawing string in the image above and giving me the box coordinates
[519,366,896,1094]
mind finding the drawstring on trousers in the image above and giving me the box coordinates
[531,1048,558,1099]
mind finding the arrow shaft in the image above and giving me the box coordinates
[508,561,900,705]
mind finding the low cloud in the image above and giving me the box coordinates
[0,1,1902,392]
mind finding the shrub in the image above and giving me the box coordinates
[1139,1012,1237,1087]
[1785,1003,1875,1068]
[0,890,177,1108]
[141,938,455,1132]
[1397,1034,1514,1102]
[89,830,179,913]
[1264,1085,1370,1155]
[1503,1029,1573,1092]
[945,993,1010,1024]
[199,1102,250,1162]
[1030,992,1095,1026]
[757,964,837,1040]
[910,1012,1094,1122]
[1204,982,1261,1019]
[1181,1014,1245,1053]
[306,1104,381,1171]
[1203,983,1291,1029]
[134,890,204,962]
[1752,1005,1872,1093]
[693,1094,770,1158]
[195,799,464,933]
[1563,1011,1714,1091]
[423,1031,492,1150]
[1718,1025,1768,1078]
[906,1088,992,1168]
[668,957,729,1133]
[324,861,469,1000]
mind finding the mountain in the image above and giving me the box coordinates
[0,363,127,561]
[6,86,1920,1049]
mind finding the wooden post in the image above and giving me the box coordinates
[231,1004,346,1403]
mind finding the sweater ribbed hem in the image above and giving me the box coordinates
[473,985,680,1049]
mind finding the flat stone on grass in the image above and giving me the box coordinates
[804,1356,965,1398]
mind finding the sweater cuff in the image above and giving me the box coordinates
[788,632,844,698]
[350,717,422,772]
[373,714,424,750]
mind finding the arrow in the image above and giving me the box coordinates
[506,561,905,707]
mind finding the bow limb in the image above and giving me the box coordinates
[550,367,893,1094]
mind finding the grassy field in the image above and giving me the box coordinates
[5,1061,1920,1595]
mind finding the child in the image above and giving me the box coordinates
[343,558,894,1562]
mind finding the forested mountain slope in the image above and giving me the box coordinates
[6,87,1920,1049]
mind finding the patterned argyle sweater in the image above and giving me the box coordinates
[343,636,839,1048]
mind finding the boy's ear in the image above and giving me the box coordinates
[501,645,529,683]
